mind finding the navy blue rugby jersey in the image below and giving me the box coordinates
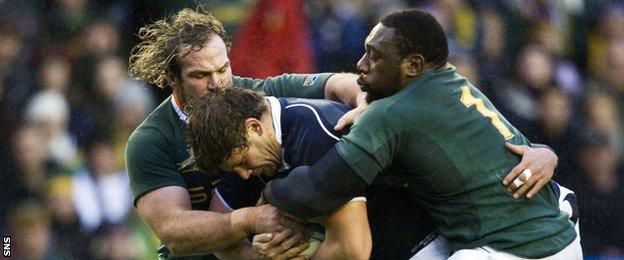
[216,97,436,259]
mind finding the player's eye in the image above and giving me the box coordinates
[370,51,381,61]
[217,63,230,74]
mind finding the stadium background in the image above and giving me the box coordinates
[0,0,622,258]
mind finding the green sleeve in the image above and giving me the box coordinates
[125,129,186,205]
[232,73,333,99]
[335,104,395,184]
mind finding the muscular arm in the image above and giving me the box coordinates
[264,147,368,219]
[313,201,372,260]
[323,73,364,107]
[208,191,263,260]
[136,186,279,256]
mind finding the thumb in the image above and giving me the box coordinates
[505,143,525,156]
[254,233,273,243]
[334,115,350,131]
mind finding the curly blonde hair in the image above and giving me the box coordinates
[128,8,231,88]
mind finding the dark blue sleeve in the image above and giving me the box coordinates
[263,147,368,218]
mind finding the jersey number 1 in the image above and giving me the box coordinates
[460,86,514,140]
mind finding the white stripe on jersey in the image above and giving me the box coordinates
[265,96,283,144]
[213,188,234,212]
[284,104,341,141]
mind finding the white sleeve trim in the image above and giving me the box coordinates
[349,196,367,202]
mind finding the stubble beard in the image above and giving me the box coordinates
[358,76,379,103]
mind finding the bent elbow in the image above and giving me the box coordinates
[349,238,372,260]
[334,236,372,260]
[153,225,192,256]
[165,242,190,257]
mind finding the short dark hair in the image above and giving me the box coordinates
[186,88,267,172]
[381,9,448,67]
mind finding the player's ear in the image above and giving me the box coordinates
[166,69,177,89]
[244,118,263,136]
[401,54,425,78]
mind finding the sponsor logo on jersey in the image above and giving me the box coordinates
[178,149,200,174]
[303,74,319,86]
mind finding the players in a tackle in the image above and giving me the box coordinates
[185,87,574,259]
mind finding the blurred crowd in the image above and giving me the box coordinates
[0,0,622,259]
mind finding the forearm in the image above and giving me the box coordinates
[263,148,368,219]
[151,207,254,256]
[313,202,371,260]
[324,73,363,107]
[313,240,369,260]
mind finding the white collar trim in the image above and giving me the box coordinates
[265,96,290,171]
[171,96,189,124]
[265,96,282,145]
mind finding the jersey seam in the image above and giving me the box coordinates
[285,104,340,141]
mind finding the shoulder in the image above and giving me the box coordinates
[356,99,402,127]
[283,98,349,120]
[125,102,178,161]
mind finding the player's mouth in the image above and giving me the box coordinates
[357,76,372,92]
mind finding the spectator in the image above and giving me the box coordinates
[69,21,121,142]
[527,88,582,187]
[307,0,368,72]
[72,137,132,232]
[95,56,155,168]
[45,174,92,259]
[495,45,556,133]
[40,0,92,43]
[7,200,60,259]
[528,22,582,95]
[9,126,50,201]
[475,7,507,95]
[591,39,624,123]
[576,131,624,256]
[25,89,77,168]
[583,91,624,157]
[0,27,37,129]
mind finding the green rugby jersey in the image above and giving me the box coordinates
[125,73,332,211]
[335,66,575,258]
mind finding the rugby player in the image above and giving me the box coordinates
[262,9,583,259]
[186,88,562,259]
[125,8,366,258]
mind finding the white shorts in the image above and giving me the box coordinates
[409,235,450,260]
[448,235,582,260]
[449,181,582,260]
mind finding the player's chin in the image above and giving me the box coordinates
[365,91,386,103]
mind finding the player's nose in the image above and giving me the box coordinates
[234,167,252,180]
[356,55,369,74]
[207,74,223,90]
